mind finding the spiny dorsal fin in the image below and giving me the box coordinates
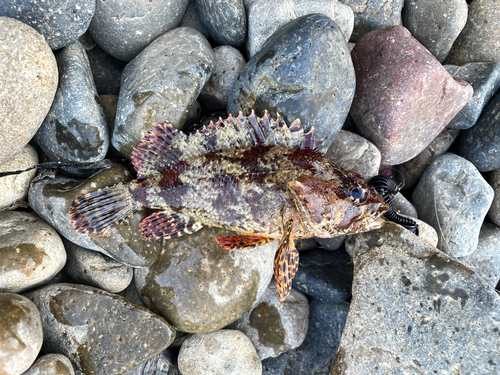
[131,110,322,178]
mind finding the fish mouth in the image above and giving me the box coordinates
[365,217,386,231]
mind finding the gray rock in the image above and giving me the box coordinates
[26,283,175,375]
[487,168,500,227]
[0,211,66,293]
[245,0,354,57]
[412,154,494,257]
[21,353,74,375]
[0,17,57,165]
[34,41,109,165]
[112,27,214,157]
[178,330,262,375]
[333,222,500,375]
[180,0,209,38]
[87,44,127,96]
[89,0,189,62]
[99,94,123,159]
[391,193,418,219]
[228,281,309,360]
[0,293,42,375]
[197,0,246,46]
[123,350,180,375]
[315,235,345,251]
[402,0,467,62]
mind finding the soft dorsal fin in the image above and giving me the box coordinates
[131,110,322,178]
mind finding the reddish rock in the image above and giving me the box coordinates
[349,26,472,165]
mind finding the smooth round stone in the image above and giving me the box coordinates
[0,293,42,375]
[228,13,356,154]
[89,0,189,62]
[325,130,381,180]
[0,211,66,293]
[402,0,467,62]
[180,0,209,38]
[112,27,214,158]
[350,26,473,165]
[0,17,57,165]
[178,330,262,375]
[21,353,74,375]
[245,0,354,57]
[412,154,494,257]
[228,281,309,360]
[0,144,38,210]
[28,165,162,267]
[27,283,175,375]
[487,168,500,227]
[391,193,418,219]
[445,0,500,65]
[123,350,179,375]
[135,226,277,333]
[197,0,246,46]
[315,235,345,251]
[0,0,94,50]
[87,44,127,96]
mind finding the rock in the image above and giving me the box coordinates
[350,26,473,165]
[228,281,309,360]
[197,0,246,46]
[180,0,209,38]
[34,41,109,165]
[0,144,38,210]
[391,193,418,219]
[325,130,381,180]
[315,235,345,251]
[245,0,354,57]
[0,293,42,375]
[112,27,214,158]
[445,0,500,65]
[402,0,467,62]
[445,63,500,130]
[135,226,277,333]
[123,350,179,375]
[332,222,500,375]
[87,45,127,96]
[89,0,189,61]
[178,330,262,375]
[0,211,66,293]
[0,17,58,165]
[0,0,95,50]
[487,168,500,227]
[21,353,74,375]
[412,154,494,257]
[26,283,175,375]
[228,14,356,154]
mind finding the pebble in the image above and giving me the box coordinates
[178,330,262,375]
[123,350,179,375]
[228,281,309,360]
[0,17,57,165]
[134,226,277,333]
[391,193,418,219]
[21,353,74,375]
[315,235,345,251]
[0,293,43,375]
[197,0,246,46]
[26,283,175,375]
[350,26,473,165]
[412,154,494,258]
[89,0,189,61]
[228,13,356,154]
[180,0,209,38]
[487,168,500,227]
[34,41,109,165]
[87,44,127,96]
[0,211,66,293]
[112,27,214,158]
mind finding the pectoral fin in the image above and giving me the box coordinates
[216,235,274,250]
[140,211,203,241]
[274,218,299,308]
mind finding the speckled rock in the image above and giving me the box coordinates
[87,44,127,96]
[487,168,500,227]
[135,226,277,333]
[0,211,66,293]
[26,283,175,375]
[228,14,356,154]
[245,0,354,57]
[197,0,246,46]
[34,41,109,165]
[350,26,473,165]
[228,281,309,360]
[28,165,162,267]
[0,293,42,375]
[332,222,500,375]
[412,154,494,258]
[0,145,38,210]
[112,27,214,158]
[325,130,381,180]
[180,0,209,38]
[0,0,94,50]
[21,353,74,375]
[445,0,500,65]
[123,350,179,375]
[315,235,346,251]
[402,0,467,62]
[178,330,262,375]
[89,0,189,61]
[0,17,58,165]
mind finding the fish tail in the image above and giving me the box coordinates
[70,182,134,234]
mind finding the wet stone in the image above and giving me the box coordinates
[228,281,309,360]
[487,168,500,227]
[0,293,43,375]
[134,226,277,333]
[123,350,179,375]
[21,353,75,375]
[180,0,209,38]
[26,283,175,375]
[315,235,345,251]
[228,14,356,154]
[197,0,246,46]
[87,44,127,96]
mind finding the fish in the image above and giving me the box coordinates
[70,111,389,307]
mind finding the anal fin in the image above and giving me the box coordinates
[140,211,203,242]
[274,218,299,308]
[216,235,274,250]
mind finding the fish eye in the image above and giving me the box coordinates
[348,186,369,204]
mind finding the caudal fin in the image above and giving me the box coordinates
[70,182,133,235]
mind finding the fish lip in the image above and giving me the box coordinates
[366,217,385,231]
